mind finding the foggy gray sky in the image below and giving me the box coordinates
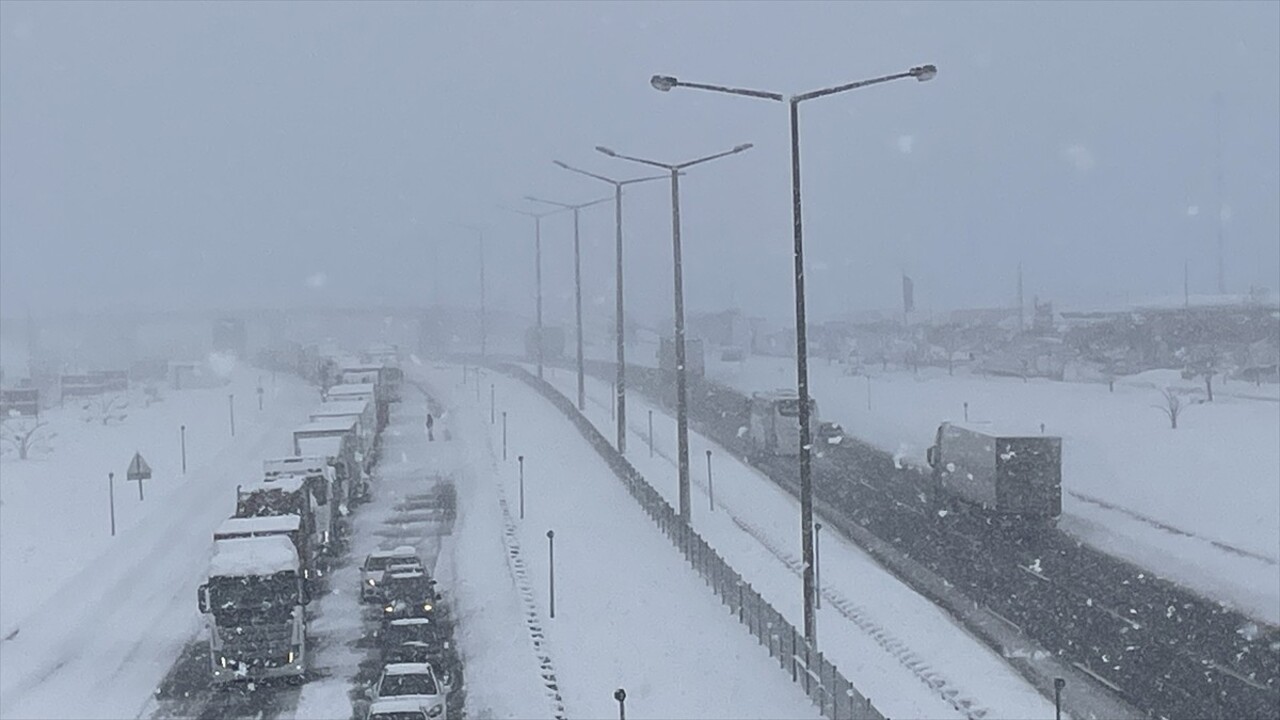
[2,1,1277,327]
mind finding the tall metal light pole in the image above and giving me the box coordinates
[552,161,668,452]
[524,194,612,412]
[596,142,754,523]
[503,206,567,379]
[455,223,487,357]
[650,63,937,645]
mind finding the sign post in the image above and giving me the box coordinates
[108,472,116,536]
[127,452,153,501]
[257,384,264,411]
[180,425,187,474]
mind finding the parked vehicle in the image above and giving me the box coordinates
[197,536,310,683]
[327,381,389,432]
[235,476,329,575]
[745,390,820,456]
[926,421,1062,523]
[362,547,420,602]
[293,429,362,506]
[366,663,448,719]
[309,399,377,469]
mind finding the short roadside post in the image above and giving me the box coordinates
[1054,678,1065,720]
[814,522,822,609]
[228,394,235,437]
[108,472,116,536]
[614,688,627,720]
[648,410,654,457]
[518,455,525,519]
[502,412,508,460]
[706,449,714,512]
[490,384,495,424]
[257,384,264,411]
[547,530,556,619]
[963,401,969,422]
[180,424,187,475]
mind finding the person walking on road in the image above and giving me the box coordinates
[426,412,435,442]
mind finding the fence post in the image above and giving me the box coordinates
[791,628,798,682]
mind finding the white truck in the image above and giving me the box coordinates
[293,420,364,504]
[263,456,338,554]
[197,536,310,683]
[308,400,377,471]
[328,379,389,432]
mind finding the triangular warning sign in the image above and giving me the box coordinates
[127,452,152,481]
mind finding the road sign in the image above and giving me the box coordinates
[127,452,152,481]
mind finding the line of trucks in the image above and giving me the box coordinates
[743,389,1062,524]
[196,350,402,684]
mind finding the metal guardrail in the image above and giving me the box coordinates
[498,362,886,720]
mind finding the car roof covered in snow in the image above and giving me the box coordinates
[370,546,418,560]
[241,475,306,494]
[209,536,299,577]
[216,515,301,535]
[295,436,344,457]
[309,400,369,418]
[382,662,436,677]
[367,698,430,717]
[294,418,357,435]
[327,382,376,395]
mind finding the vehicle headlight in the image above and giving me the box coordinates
[367,578,376,586]
[427,706,443,718]
[287,650,295,664]
[219,656,229,668]
[423,603,433,612]
[384,604,394,613]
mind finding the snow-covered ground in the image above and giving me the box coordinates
[705,354,1280,625]
[536,365,1065,720]
[0,365,316,719]
[586,338,1279,624]
[427,363,825,719]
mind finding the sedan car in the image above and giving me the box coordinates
[362,546,420,602]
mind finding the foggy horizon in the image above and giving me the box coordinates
[2,1,1277,327]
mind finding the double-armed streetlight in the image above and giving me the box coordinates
[501,205,570,379]
[595,142,753,523]
[650,64,937,645]
[552,161,668,453]
[524,194,612,411]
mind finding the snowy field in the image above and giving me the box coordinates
[585,339,1279,624]
[0,365,315,719]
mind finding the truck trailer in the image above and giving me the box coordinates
[926,422,1062,522]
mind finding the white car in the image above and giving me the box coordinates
[362,546,420,602]
[365,697,430,720]
[367,663,448,719]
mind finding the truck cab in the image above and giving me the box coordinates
[746,390,819,457]
[928,421,1062,523]
[198,536,310,683]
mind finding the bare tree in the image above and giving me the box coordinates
[1,417,55,460]
[1154,388,1186,430]
[82,393,128,425]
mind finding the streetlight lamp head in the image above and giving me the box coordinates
[595,145,617,157]
[733,143,754,153]
[911,64,938,82]
[650,74,679,92]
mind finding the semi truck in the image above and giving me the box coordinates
[295,432,363,507]
[326,382,388,432]
[658,337,705,380]
[307,400,377,469]
[198,536,310,683]
[234,476,327,575]
[214,514,315,580]
[926,422,1062,523]
[263,456,338,555]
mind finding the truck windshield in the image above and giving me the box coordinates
[237,489,303,517]
[208,573,300,622]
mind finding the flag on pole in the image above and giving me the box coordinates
[902,274,915,313]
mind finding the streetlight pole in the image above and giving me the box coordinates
[596,142,754,523]
[524,194,612,412]
[503,207,567,380]
[650,63,937,645]
[552,161,667,453]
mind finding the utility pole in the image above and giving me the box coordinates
[1214,91,1226,295]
